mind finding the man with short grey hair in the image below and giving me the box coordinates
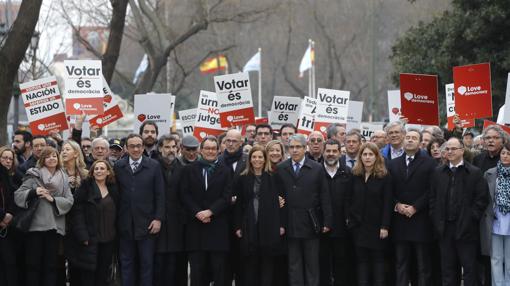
[275,134,332,286]
[381,121,406,160]
[326,123,346,144]
[85,137,110,168]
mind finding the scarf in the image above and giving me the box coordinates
[222,148,243,166]
[198,157,219,176]
[40,167,66,197]
[496,161,510,214]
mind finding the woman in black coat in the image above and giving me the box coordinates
[348,143,392,286]
[234,145,285,286]
[65,159,119,286]
[0,146,21,286]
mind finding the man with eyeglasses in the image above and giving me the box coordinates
[275,134,332,286]
[254,124,273,147]
[429,137,489,286]
[179,135,200,166]
[114,133,165,286]
[307,131,325,163]
[341,130,362,169]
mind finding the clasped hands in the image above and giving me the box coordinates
[396,202,417,218]
[195,209,213,224]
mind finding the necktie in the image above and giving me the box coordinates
[294,162,300,175]
[451,166,457,174]
[131,161,139,172]
[407,156,414,166]
[348,159,356,168]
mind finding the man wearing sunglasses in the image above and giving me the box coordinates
[307,131,325,163]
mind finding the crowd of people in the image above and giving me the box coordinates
[0,114,507,286]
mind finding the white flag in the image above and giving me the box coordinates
[299,43,313,77]
[133,54,148,84]
[243,51,260,72]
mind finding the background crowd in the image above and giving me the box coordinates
[0,115,507,286]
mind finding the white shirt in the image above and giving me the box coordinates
[449,160,464,169]
[405,154,415,166]
[292,157,306,173]
[390,146,404,159]
[324,162,339,178]
[129,157,143,171]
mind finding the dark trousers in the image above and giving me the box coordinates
[288,237,320,286]
[273,254,289,286]
[439,222,478,286]
[25,230,60,286]
[395,241,432,286]
[355,246,385,286]
[154,252,189,286]
[319,236,356,286]
[241,254,275,286]
[189,251,227,286]
[69,241,115,286]
[120,237,155,286]
[0,229,18,286]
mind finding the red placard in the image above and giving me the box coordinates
[447,117,475,130]
[483,120,510,135]
[453,63,492,120]
[399,73,439,125]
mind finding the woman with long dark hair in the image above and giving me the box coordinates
[14,146,74,286]
[65,159,118,286]
[234,145,285,286]
[348,142,392,286]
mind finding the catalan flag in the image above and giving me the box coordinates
[200,55,228,74]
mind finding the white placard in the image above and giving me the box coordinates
[503,73,510,124]
[387,90,401,122]
[133,93,173,137]
[214,72,255,127]
[316,88,350,124]
[63,60,103,115]
[360,122,384,139]
[269,96,302,128]
[178,108,197,137]
[445,83,455,117]
[347,100,363,131]
[194,90,227,140]
[297,96,317,135]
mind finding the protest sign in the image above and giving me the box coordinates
[400,73,439,125]
[453,62,492,119]
[387,90,401,122]
[347,101,363,131]
[214,72,255,127]
[178,108,197,137]
[20,77,69,135]
[359,122,384,139]
[269,96,301,128]
[194,90,227,140]
[89,78,124,128]
[133,93,173,137]
[445,83,475,130]
[63,60,103,115]
[297,96,317,135]
[314,88,350,136]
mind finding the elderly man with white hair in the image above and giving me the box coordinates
[85,137,110,169]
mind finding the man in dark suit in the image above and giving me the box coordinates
[388,129,436,286]
[320,139,354,286]
[114,133,165,286]
[217,129,247,285]
[429,137,489,286]
[340,130,362,169]
[275,134,332,286]
[180,136,232,286]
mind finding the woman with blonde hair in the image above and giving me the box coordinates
[348,142,392,286]
[234,145,285,286]
[265,140,285,172]
[60,140,88,192]
[15,146,74,286]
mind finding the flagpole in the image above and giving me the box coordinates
[312,40,316,98]
[308,39,312,98]
[258,47,262,118]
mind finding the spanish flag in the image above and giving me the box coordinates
[200,55,228,74]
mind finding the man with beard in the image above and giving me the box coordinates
[140,121,159,159]
[179,135,200,166]
[320,139,355,286]
[154,135,187,286]
[388,129,436,286]
[12,130,33,164]
[307,131,325,163]
[108,138,124,165]
[180,136,232,286]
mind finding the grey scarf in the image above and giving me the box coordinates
[39,167,67,197]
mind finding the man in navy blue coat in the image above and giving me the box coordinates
[114,133,165,286]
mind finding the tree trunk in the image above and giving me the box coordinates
[0,0,44,145]
[102,0,129,84]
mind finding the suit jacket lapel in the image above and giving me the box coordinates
[192,163,206,191]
